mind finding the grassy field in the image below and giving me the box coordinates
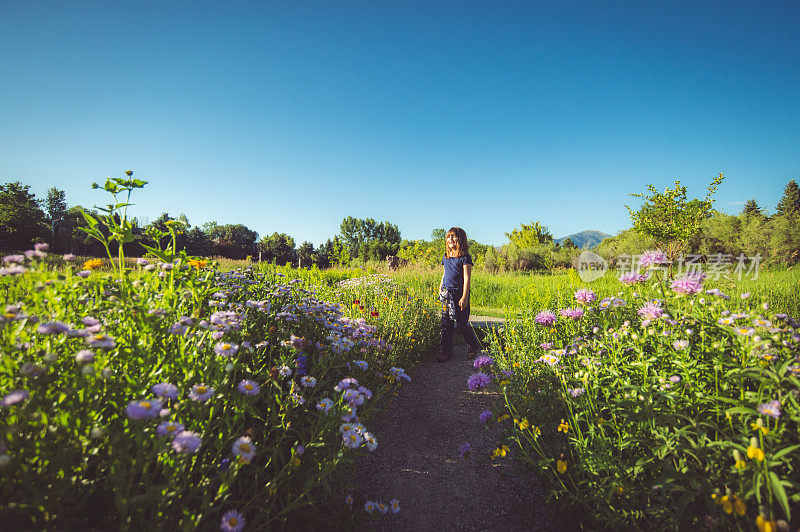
[27,254,800,317]
[392,265,800,318]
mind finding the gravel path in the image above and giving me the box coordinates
[353,327,556,531]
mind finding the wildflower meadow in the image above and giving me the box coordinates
[0,179,439,529]
[483,252,800,530]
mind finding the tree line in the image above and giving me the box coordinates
[3,176,797,270]
[0,181,401,266]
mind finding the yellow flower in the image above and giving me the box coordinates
[292,456,301,467]
[747,438,765,461]
[733,449,747,470]
[83,258,103,270]
[515,418,530,431]
[557,419,570,433]
[497,414,510,423]
[720,495,733,514]
[530,426,541,436]
[188,259,207,269]
[556,455,567,474]
[733,495,746,516]
[491,445,510,460]
[756,515,777,532]
[614,486,624,495]
[750,420,770,435]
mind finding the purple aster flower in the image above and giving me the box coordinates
[669,375,681,383]
[473,355,494,369]
[214,342,239,357]
[237,379,260,396]
[172,431,202,453]
[221,510,246,532]
[125,398,162,420]
[619,272,649,285]
[81,316,101,327]
[479,409,493,423]
[568,387,585,397]
[63,253,76,261]
[156,421,185,437]
[37,321,70,335]
[559,307,584,320]
[75,349,95,363]
[467,372,491,391]
[638,250,669,269]
[534,310,557,325]
[673,340,689,350]
[758,400,781,419]
[670,273,705,295]
[1,389,30,407]
[77,270,92,278]
[540,342,553,350]
[637,301,664,320]
[232,436,256,462]
[151,382,179,400]
[574,288,597,304]
[459,442,471,458]
[86,333,116,349]
[189,384,215,402]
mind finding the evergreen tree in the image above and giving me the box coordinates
[741,198,763,217]
[776,179,800,217]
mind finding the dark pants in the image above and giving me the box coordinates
[440,291,482,355]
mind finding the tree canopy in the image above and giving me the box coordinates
[0,181,48,250]
[626,173,725,259]
[505,221,553,247]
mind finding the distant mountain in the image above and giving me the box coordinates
[555,230,611,249]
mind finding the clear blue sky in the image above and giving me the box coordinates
[1,1,798,246]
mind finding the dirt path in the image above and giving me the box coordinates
[354,324,556,531]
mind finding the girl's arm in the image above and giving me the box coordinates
[439,271,445,292]
[460,263,472,310]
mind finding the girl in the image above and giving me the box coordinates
[437,227,482,362]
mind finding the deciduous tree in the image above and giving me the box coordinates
[0,181,48,249]
[626,173,725,261]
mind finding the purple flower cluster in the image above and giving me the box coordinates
[574,288,597,304]
[473,355,494,369]
[479,409,492,423]
[619,272,648,285]
[459,442,471,459]
[638,250,669,269]
[559,307,584,320]
[467,372,491,391]
[670,273,706,295]
[637,301,664,320]
[534,310,557,325]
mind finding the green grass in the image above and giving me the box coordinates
[390,265,800,317]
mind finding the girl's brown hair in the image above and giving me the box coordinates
[445,227,470,258]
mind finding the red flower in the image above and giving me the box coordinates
[371,311,379,317]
